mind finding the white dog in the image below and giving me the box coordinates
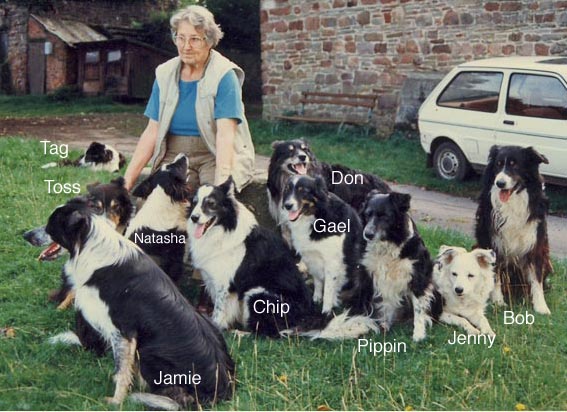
[433,245,496,336]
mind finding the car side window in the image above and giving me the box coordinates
[506,73,567,120]
[437,71,503,113]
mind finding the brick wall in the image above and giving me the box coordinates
[261,0,567,135]
[0,4,28,93]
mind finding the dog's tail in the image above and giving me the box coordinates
[129,393,181,411]
[48,331,82,346]
[41,162,58,169]
[287,310,379,340]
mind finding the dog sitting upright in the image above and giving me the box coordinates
[45,197,234,409]
[282,175,364,314]
[351,191,442,342]
[433,245,496,336]
[475,145,552,314]
[125,154,190,283]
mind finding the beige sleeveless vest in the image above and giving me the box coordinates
[151,50,255,191]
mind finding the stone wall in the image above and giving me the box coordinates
[0,5,28,93]
[261,0,567,135]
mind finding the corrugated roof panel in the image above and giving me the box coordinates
[31,14,107,45]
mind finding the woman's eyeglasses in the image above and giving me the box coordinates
[172,34,207,49]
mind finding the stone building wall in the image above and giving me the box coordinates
[261,0,567,134]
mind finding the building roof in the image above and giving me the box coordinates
[31,14,108,46]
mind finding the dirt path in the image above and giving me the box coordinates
[3,113,566,260]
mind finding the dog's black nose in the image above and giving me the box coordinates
[363,230,375,240]
[455,287,464,295]
[284,203,293,211]
[190,214,199,223]
[496,180,506,189]
[298,155,307,162]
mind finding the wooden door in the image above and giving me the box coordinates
[28,42,46,95]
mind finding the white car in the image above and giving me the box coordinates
[419,56,567,186]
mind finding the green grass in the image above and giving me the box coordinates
[250,120,567,216]
[0,137,566,410]
[0,95,143,118]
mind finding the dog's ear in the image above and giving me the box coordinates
[488,145,500,163]
[472,248,496,269]
[110,176,126,188]
[69,210,87,227]
[524,146,549,165]
[314,175,328,197]
[86,181,101,192]
[389,192,411,213]
[131,177,155,199]
[271,140,284,150]
[219,176,236,197]
[437,245,459,266]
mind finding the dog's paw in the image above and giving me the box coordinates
[105,396,122,405]
[533,303,551,315]
[412,330,426,342]
[466,326,481,335]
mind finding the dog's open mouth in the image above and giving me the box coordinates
[288,162,307,175]
[499,188,513,203]
[288,206,305,222]
[38,242,62,261]
[194,217,216,239]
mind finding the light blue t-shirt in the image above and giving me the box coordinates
[144,70,244,137]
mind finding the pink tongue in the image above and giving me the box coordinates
[288,209,301,221]
[499,189,512,203]
[294,164,307,175]
[194,224,206,239]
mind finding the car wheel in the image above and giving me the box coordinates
[433,142,471,181]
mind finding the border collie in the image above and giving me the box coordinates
[267,139,390,233]
[125,154,190,283]
[41,141,125,172]
[45,197,234,409]
[475,145,552,314]
[282,175,364,315]
[352,191,442,342]
[188,177,376,339]
[433,245,496,336]
[33,177,133,310]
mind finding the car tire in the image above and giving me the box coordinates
[433,141,471,181]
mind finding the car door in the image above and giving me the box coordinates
[426,70,503,165]
[496,71,567,179]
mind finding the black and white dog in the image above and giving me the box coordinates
[433,246,496,336]
[41,141,125,172]
[267,139,390,236]
[45,197,235,409]
[188,177,376,339]
[351,191,442,342]
[475,145,552,314]
[125,154,190,283]
[282,175,365,315]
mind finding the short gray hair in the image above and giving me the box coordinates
[170,5,224,47]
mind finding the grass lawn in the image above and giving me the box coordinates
[0,136,566,411]
[0,95,143,118]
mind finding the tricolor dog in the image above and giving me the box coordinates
[475,145,552,314]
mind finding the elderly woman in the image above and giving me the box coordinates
[124,5,255,193]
